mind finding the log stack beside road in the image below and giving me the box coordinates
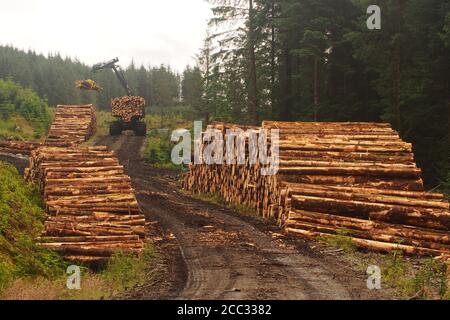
[183,121,450,258]
[0,104,96,156]
[0,141,43,156]
[25,145,145,263]
[1,103,146,263]
[45,104,96,147]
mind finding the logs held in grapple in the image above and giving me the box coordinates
[111,96,145,123]
[75,79,102,91]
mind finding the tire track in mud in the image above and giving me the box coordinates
[97,134,387,300]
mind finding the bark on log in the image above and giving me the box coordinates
[111,96,145,122]
[183,121,450,257]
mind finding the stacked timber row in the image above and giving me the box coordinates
[183,122,262,211]
[25,146,145,263]
[45,104,96,147]
[0,141,43,156]
[183,121,450,257]
[111,96,145,122]
[0,104,96,156]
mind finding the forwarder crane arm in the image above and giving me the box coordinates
[92,58,133,96]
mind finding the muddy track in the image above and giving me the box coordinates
[97,134,387,300]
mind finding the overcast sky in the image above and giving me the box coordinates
[0,0,213,71]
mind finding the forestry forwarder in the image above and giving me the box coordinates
[91,58,147,136]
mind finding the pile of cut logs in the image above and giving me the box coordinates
[45,104,96,147]
[0,104,96,156]
[0,103,145,263]
[183,121,450,257]
[25,146,145,263]
[111,96,145,123]
[0,141,43,156]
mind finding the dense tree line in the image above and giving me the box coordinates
[0,45,181,113]
[182,0,450,189]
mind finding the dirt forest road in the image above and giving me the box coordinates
[97,134,387,300]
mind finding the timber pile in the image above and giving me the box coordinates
[183,121,450,257]
[25,146,145,263]
[0,105,96,155]
[0,140,43,156]
[111,96,145,123]
[45,104,96,147]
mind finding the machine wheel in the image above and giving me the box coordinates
[134,122,147,136]
[109,122,122,136]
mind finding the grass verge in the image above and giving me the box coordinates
[1,244,156,300]
[143,114,190,170]
[317,233,449,300]
[0,161,66,292]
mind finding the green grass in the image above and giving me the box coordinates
[1,243,157,300]
[317,228,357,254]
[0,161,66,292]
[83,110,115,145]
[0,114,51,141]
[380,251,449,299]
[143,133,181,169]
[58,243,156,300]
[316,235,449,300]
[86,110,192,171]
[0,78,52,140]
[101,244,156,297]
[143,113,191,170]
[94,110,115,137]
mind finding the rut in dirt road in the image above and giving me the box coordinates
[97,134,385,300]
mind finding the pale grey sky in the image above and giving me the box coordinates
[0,0,213,71]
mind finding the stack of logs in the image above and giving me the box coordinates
[45,104,96,147]
[25,146,145,263]
[0,104,145,263]
[183,121,450,257]
[0,104,96,156]
[111,96,145,123]
[0,141,43,156]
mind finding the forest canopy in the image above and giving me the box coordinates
[0,45,181,112]
[0,0,448,189]
[184,0,450,190]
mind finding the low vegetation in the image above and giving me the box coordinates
[381,252,449,300]
[86,110,190,171]
[318,229,357,254]
[0,79,52,140]
[0,161,65,292]
[143,113,190,170]
[83,110,114,145]
[318,233,449,300]
[1,244,156,300]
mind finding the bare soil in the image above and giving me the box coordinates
[96,133,392,300]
